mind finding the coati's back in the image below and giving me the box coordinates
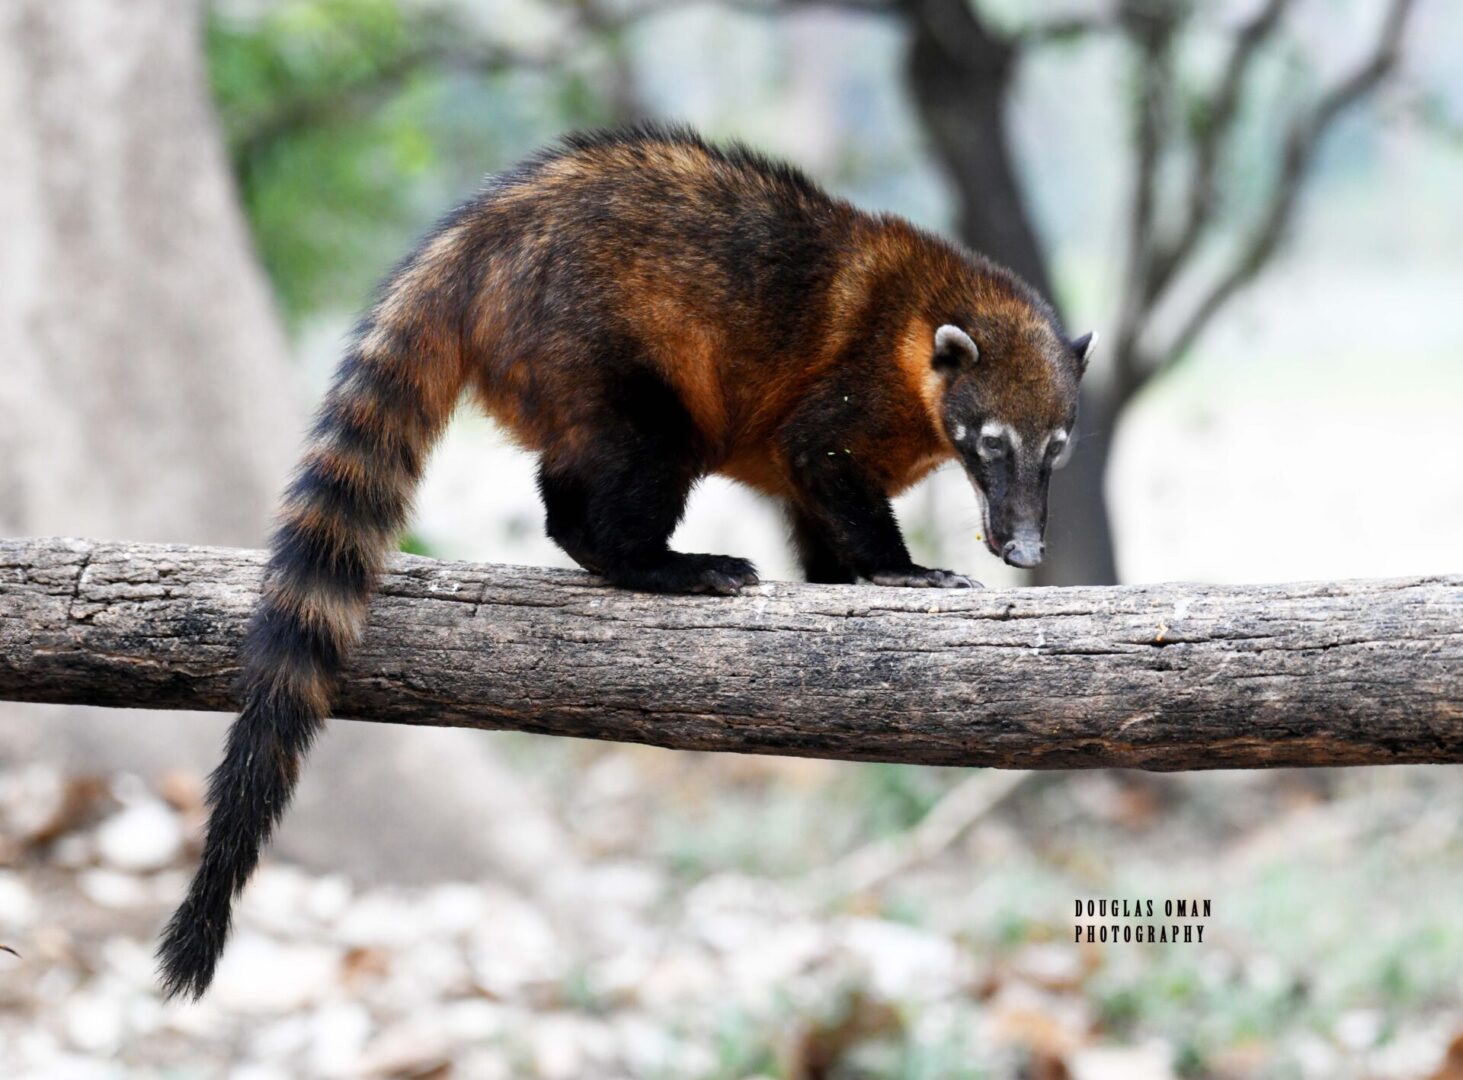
[459,127,982,469]
[477,127,858,345]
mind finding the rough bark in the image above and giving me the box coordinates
[3,538,1459,771]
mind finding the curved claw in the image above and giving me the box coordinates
[870,567,982,589]
[692,556,759,594]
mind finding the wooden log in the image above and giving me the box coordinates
[0,537,1458,770]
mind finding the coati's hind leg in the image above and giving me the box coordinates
[538,440,757,592]
[537,369,758,596]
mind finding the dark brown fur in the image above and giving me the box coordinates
[448,134,1069,497]
[157,126,1089,999]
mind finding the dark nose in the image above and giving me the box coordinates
[1002,536,1045,569]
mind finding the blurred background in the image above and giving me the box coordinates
[1,0,1461,1076]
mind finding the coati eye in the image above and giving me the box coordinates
[980,434,1005,457]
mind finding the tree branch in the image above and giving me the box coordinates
[1158,0,1418,367]
[3,539,1459,771]
[229,38,564,166]
[1111,0,1183,398]
[1012,11,1118,45]
[1143,0,1294,300]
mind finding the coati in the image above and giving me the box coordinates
[157,125,1096,999]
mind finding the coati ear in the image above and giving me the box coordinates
[933,325,979,373]
[1070,331,1098,375]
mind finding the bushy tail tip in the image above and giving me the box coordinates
[156,883,231,1001]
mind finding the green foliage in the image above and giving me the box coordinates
[206,0,644,325]
[207,0,436,320]
[854,763,958,837]
[397,531,436,557]
[707,1007,778,1079]
[652,763,968,883]
[559,963,613,1015]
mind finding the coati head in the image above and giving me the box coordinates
[931,320,1096,569]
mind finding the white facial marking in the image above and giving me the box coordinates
[953,423,968,443]
[934,324,979,363]
[980,421,1021,452]
[1048,427,1073,468]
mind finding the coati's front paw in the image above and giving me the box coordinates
[870,566,980,589]
[686,554,761,595]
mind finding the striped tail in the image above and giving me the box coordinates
[157,258,466,999]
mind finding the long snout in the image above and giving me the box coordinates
[1001,529,1045,569]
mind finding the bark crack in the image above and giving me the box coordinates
[65,544,96,624]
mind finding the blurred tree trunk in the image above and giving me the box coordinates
[0,0,299,854]
[0,0,298,545]
[897,0,1119,586]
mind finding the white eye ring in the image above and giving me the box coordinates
[978,422,1018,457]
[1051,437,1073,469]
